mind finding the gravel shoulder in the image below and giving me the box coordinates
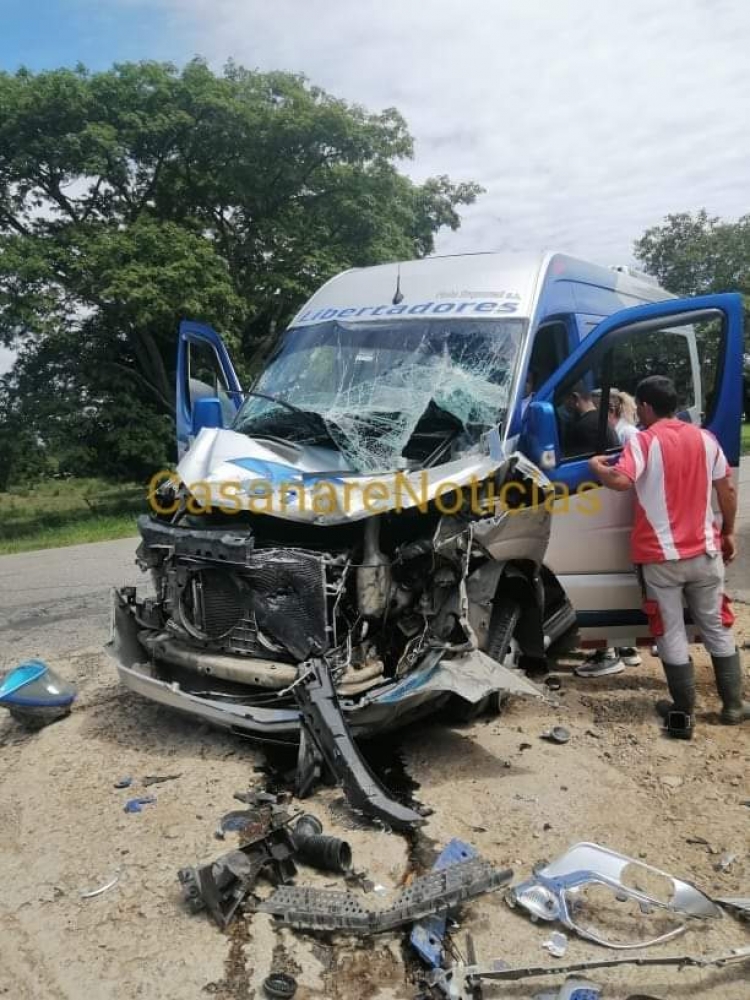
[1,485,749,1000]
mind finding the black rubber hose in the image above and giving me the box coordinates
[294,814,323,839]
[294,833,352,873]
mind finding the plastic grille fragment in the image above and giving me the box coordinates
[255,856,513,932]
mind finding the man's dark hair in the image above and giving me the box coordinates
[567,379,592,401]
[635,375,677,417]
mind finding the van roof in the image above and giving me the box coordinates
[290,251,671,327]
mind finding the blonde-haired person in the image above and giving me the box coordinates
[612,390,639,444]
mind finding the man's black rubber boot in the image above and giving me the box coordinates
[711,651,750,724]
[655,660,695,720]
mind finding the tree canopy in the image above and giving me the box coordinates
[0,59,481,480]
[634,209,750,300]
[633,209,750,420]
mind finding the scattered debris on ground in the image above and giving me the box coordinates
[3,613,749,998]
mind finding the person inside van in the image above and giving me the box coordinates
[593,388,639,445]
[562,381,619,454]
[611,389,639,443]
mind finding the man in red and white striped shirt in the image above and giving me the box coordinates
[590,375,748,731]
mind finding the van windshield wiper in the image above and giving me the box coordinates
[244,390,314,420]
[236,391,331,445]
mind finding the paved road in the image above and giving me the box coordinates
[0,458,748,663]
[0,536,143,661]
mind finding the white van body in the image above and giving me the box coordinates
[282,251,695,641]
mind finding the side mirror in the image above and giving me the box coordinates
[192,396,223,435]
[521,400,559,471]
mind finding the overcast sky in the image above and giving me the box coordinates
[2,0,750,371]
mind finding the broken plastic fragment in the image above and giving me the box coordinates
[535,980,601,1000]
[541,726,570,745]
[508,842,720,949]
[411,839,479,967]
[80,871,121,899]
[123,796,156,814]
[543,931,568,957]
[215,810,256,839]
[714,852,736,872]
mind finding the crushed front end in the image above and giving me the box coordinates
[109,449,565,742]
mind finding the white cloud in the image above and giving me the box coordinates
[0,346,16,376]
[133,0,750,269]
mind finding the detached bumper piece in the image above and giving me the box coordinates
[178,823,297,928]
[293,657,424,830]
[255,856,513,932]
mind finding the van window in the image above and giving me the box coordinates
[554,326,698,461]
[528,322,569,387]
[186,339,236,426]
[691,316,724,422]
[609,329,695,412]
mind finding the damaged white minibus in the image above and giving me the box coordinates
[109,251,744,753]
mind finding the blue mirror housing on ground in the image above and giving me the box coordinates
[0,659,77,727]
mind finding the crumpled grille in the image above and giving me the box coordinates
[175,550,328,661]
[245,550,327,661]
[179,569,245,640]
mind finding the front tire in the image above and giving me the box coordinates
[485,597,522,663]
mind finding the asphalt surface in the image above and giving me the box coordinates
[0,536,144,663]
[0,459,748,665]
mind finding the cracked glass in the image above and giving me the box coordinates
[233,318,526,472]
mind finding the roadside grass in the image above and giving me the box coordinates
[743,420,750,456]
[0,477,145,555]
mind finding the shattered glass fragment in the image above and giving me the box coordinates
[235,320,524,473]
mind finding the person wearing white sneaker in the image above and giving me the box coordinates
[576,644,642,677]
[575,648,624,677]
[618,645,642,666]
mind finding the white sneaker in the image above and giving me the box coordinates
[618,646,642,667]
[575,648,625,677]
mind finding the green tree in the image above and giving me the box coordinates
[633,209,750,297]
[0,60,482,479]
[0,373,49,490]
[634,210,750,420]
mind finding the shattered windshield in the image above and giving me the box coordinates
[233,318,526,472]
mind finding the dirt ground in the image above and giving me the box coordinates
[1,607,749,1000]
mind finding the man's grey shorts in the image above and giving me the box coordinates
[642,553,736,664]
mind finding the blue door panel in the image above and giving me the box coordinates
[533,293,744,467]
[176,320,243,456]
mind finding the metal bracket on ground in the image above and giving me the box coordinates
[292,657,425,830]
